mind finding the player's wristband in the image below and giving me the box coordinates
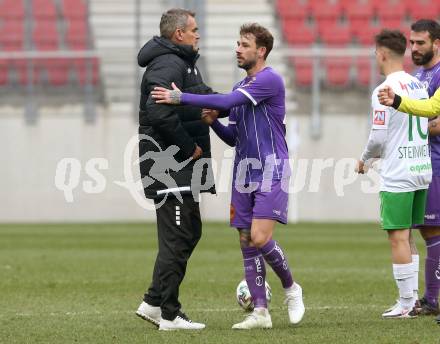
[391,94,402,109]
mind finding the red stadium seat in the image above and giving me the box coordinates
[376,1,406,28]
[355,57,372,87]
[276,0,310,21]
[29,58,69,85]
[371,0,401,12]
[283,20,316,45]
[33,0,57,20]
[356,26,382,46]
[0,58,9,85]
[312,1,342,30]
[291,57,313,87]
[0,20,24,51]
[345,2,375,36]
[324,57,351,87]
[404,1,439,21]
[319,25,351,46]
[404,56,416,75]
[33,20,59,50]
[379,18,404,30]
[0,0,25,19]
[65,19,89,49]
[61,0,87,19]
[12,59,30,85]
[46,58,70,85]
[73,57,100,85]
[355,57,382,87]
[398,26,411,40]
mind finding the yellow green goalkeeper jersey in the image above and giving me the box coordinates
[398,87,440,117]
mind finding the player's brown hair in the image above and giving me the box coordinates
[375,29,407,56]
[239,23,274,60]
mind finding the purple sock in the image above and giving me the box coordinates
[241,246,267,308]
[424,235,440,307]
[260,240,293,289]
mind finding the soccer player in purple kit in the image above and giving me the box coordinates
[408,19,440,317]
[151,23,305,330]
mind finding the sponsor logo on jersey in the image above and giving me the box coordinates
[242,76,257,88]
[374,110,386,125]
[399,80,424,92]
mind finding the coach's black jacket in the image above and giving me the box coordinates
[138,36,216,199]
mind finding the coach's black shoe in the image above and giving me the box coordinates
[436,314,440,324]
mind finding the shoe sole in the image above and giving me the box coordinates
[135,311,160,328]
[418,309,440,316]
[382,314,417,319]
[232,326,272,330]
[232,322,273,330]
[289,307,305,325]
[159,327,205,331]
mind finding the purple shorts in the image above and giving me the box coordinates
[414,175,440,227]
[230,180,288,229]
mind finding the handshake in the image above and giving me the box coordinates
[192,109,219,160]
[201,108,219,125]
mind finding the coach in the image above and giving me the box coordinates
[135,8,215,331]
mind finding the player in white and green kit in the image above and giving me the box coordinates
[356,30,432,318]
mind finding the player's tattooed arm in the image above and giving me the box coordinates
[152,82,182,104]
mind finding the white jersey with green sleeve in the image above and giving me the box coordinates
[371,71,432,192]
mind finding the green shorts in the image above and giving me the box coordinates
[379,189,428,230]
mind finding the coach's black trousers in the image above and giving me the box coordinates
[143,195,202,320]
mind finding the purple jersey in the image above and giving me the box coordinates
[229,67,290,185]
[415,61,440,176]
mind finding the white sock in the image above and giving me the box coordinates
[254,307,269,315]
[393,263,414,309]
[411,254,419,300]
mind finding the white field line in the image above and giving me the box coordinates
[4,305,388,318]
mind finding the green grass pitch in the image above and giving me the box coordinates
[0,222,439,343]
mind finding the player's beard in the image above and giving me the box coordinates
[412,49,434,66]
[238,58,257,71]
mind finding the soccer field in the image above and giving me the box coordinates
[0,223,438,343]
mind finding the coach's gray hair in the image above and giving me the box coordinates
[160,8,196,39]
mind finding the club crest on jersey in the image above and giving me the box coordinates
[242,76,256,88]
[373,110,386,125]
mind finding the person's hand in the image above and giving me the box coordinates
[355,160,365,174]
[429,116,440,136]
[151,82,182,104]
[378,85,395,106]
[192,145,203,160]
[201,109,219,125]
